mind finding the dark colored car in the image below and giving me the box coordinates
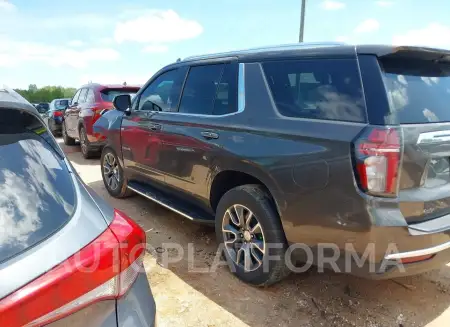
[0,88,156,326]
[35,102,49,114]
[95,43,450,286]
[41,98,71,135]
[63,84,140,159]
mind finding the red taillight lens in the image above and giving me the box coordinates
[0,210,145,327]
[53,111,63,117]
[92,108,110,124]
[354,127,402,197]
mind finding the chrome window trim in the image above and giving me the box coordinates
[152,63,245,118]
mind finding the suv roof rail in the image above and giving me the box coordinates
[183,42,347,61]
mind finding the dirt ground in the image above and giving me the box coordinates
[62,140,450,327]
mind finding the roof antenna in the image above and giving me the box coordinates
[123,81,127,86]
[176,58,181,62]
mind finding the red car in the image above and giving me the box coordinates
[63,83,140,158]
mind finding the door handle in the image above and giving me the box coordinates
[201,131,219,139]
[149,123,162,131]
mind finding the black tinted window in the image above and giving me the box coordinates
[179,64,224,115]
[139,69,186,112]
[263,59,366,122]
[381,59,450,124]
[0,110,75,263]
[101,88,139,102]
[213,63,238,115]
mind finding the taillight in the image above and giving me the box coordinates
[53,111,63,117]
[92,107,109,124]
[353,127,402,197]
[0,210,146,327]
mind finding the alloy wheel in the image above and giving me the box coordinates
[103,153,120,191]
[222,204,265,272]
[80,128,88,155]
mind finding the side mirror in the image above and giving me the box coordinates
[113,94,131,112]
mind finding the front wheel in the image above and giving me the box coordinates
[101,147,133,198]
[62,122,76,145]
[79,126,98,159]
[215,184,290,286]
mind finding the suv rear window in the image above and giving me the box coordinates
[100,88,139,102]
[0,110,75,264]
[262,59,366,123]
[54,99,69,110]
[381,58,450,124]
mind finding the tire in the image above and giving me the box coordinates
[101,147,133,198]
[62,122,76,145]
[215,184,290,286]
[79,126,99,159]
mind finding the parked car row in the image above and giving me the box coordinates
[4,41,450,326]
[62,83,140,158]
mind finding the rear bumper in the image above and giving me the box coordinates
[49,119,62,131]
[287,208,450,279]
[116,272,156,327]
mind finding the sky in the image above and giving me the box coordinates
[0,0,449,89]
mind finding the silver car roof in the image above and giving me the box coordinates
[0,87,39,114]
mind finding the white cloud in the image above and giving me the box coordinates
[0,37,120,68]
[99,37,115,46]
[392,23,450,49]
[375,1,394,7]
[114,9,203,44]
[142,44,169,53]
[68,40,84,47]
[320,0,346,10]
[0,0,15,12]
[354,18,380,34]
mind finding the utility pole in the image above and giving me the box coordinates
[299,0,306,42]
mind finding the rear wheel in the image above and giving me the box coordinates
[101,147,133,198]
[215,184,290,286]
[79,126,99,159]
[62,122,75,145]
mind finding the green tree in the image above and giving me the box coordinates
[14,85,76,103]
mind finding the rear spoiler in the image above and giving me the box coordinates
[356,45,450,63]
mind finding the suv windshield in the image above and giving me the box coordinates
[0,110,75,264]
[100,88,139,102]
[382,58,450,124]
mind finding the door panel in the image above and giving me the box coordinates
[65,89,81,138]
[121,67,188,186]
[150,114,215,207]
[121,111,166,184]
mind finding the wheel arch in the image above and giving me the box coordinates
[209,168,285,225]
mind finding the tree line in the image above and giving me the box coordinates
[14,84,76,103]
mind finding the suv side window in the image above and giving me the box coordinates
[78,88,88,104]
[72,89,81,105]
[262,59,366,123]
[213,63,238,115]
[138,68,187,112]
[85,88,95,103]
[179,64,224,115]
